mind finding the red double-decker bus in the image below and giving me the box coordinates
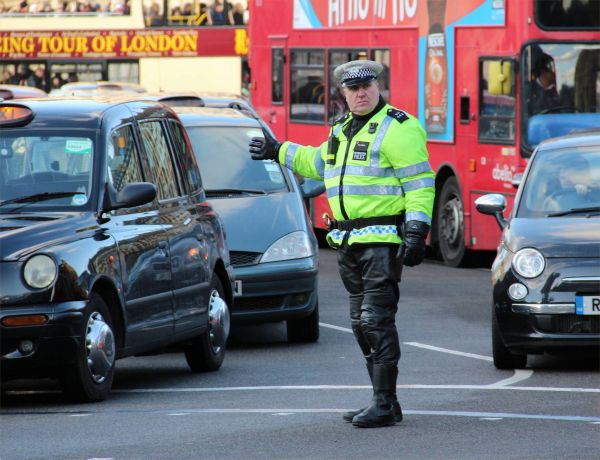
[247,0,600,266]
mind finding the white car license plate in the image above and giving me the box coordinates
[575,295,600,315]
[234,280,243,297]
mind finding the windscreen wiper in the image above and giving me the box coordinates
[547,206,600,217]
[0,192,82,210]
[205,188,267,197]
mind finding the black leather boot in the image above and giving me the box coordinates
[342,362,402,422]
[352,364,399,428]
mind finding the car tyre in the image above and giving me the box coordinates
[492,306,527,370]
[59,293,116,402]
[287,301,320,343]
[185,275,229,372]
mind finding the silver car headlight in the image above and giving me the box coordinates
[512,248,545,279]
[23,254,58,289]
[260,231,314,263]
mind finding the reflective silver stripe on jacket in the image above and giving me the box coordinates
[394,161,433,179]
[369,115,393,167]
[333,123,344,136]
[325,165,395,180]
[285,143,299,170]
[405,211,432,225]
[402,177,435,191]
[326,184,404,198]
[314,152,325,178]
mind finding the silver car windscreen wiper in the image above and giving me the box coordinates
[547,206,600,217]
[0,191,82,208]
[204,188,268,196]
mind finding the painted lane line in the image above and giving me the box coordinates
[8,408,600,423]
[488,370,534,387]
[403,341,493,362]
[320,323,493,364]
[6,383,599,397]
[319,322,352,333]
[108,384,600,394]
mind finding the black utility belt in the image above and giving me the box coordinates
[330,214,404,231]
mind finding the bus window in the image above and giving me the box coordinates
[108,62,141,85]
[371,49,390,103]
[272,48,284,104]
[328,49,367,123]
[521,43,600,153]
[478,58,516,144]
[143,0,166,26]
[290,49,325,124]
[535,0,600,30]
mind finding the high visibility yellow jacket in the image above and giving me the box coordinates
[278,104,435,247]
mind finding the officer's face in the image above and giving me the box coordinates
[343,81,380,116]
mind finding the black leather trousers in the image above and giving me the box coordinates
[337,244,401,366]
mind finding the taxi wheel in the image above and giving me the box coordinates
[492,307,527,370]
[59,294,116,402]
[185,275,229,372]
[287,301,320,343]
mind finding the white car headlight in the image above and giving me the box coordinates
[260,231,314,263]
[512,248,545,279]
[23,254,58,289]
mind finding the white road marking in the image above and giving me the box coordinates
[38,408,600,423]
[109,384,599,394]
[69,413,91,417]
[488,370,534,387]
[480,417,504,421]
[403,341,493,362]
[319,322,352,333]
[320,322,535,386]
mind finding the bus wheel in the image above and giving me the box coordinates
[436,177,466,267]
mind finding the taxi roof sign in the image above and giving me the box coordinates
[0,104,34,127]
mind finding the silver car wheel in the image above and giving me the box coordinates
[85,311,116,384]
[208,289,230,353]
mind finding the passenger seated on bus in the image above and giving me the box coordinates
[543,156,599,212]
[528,53,561,116]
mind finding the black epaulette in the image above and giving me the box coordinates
[332,112,350,126]
[387,108,409,123]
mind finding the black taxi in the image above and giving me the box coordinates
[0,97,234,401]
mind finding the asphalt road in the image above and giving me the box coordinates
[1,248,599,460]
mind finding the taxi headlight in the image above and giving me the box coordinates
[23,254,57,289]
[512,248,545,279]
[260,231,314,263]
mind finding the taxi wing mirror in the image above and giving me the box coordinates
[103,181,156,212]
[475,193,507,230]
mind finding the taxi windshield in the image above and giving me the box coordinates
[0,134,94,210]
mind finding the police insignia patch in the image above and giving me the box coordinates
[387,108,409,123]
[352,141,369,160]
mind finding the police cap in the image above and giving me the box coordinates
[334,60,383,87]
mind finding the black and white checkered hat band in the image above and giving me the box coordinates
[342,68,377,82]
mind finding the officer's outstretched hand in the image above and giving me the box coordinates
[249,129,280,162]
[403,220,430,267]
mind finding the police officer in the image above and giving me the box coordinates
[249,60,435,428]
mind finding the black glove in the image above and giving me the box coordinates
[249,128,280,161]
[402,220,430,267]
